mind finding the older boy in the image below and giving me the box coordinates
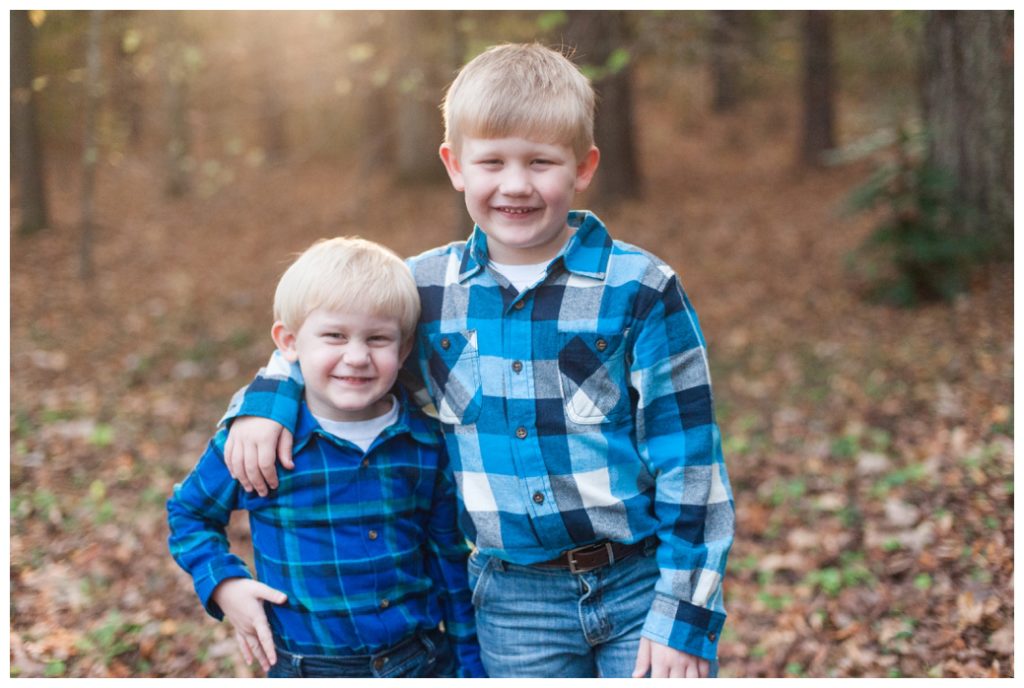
[225,44,733,678]
[167,238,485,678]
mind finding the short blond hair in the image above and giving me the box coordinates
[442,43,595,158]
[274,237,420,341]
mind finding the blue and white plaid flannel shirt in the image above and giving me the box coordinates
[227,211,734,661]
[170,395,485,676]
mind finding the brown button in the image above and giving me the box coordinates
[368,530,378,540]
[513,300,525,310]
[708,632,717,642]
[379,598,390,609]
[515,426,528,439]
[595,338,608,352]
[373,657,386,671]
[440,337,451,350]
[361,458,370,468]
[533,492,544,504]
[512,360,523,373]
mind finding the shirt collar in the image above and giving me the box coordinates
[457,210,613,283]
[292,386,443,454]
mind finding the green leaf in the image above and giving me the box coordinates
[606,48,631,74]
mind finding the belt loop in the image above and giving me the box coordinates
[605,541,615,567]
[291,651,303,678]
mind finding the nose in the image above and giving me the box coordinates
[499,163,531,196]
[342,341,371,365]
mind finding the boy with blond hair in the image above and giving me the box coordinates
[167,237,484,678]
[224,44,733,678]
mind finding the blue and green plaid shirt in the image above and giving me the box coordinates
[228,211,734,661]
[169,395,485,676]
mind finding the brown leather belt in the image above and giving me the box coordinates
[532,539,645,574]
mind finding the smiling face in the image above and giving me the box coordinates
[272,307,409,422]
[440,136,600,265]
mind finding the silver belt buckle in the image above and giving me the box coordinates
[567,541,615,574]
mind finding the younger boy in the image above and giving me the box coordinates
[225,44,733,678]
[167,237,485,678]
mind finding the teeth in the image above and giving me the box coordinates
[501,207,533,214]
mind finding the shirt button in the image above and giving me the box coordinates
[379,598,390,609]
[513,300,525,310]
[515,426,528,439]
[368,530,378,540]
[373,657,386,671]
[708,632,717,642]
[595,338,608,352]
[533,492,544,504]
[511,360,523,373]
[440,337,451,350]
[361,458,370,468]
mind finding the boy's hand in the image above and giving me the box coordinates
[632,637,710,678]
[224,417,294,496]
[211,578,287,673]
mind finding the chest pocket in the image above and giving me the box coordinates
[558,330,631,425]
[425,330,482,425]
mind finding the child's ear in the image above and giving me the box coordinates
[439,143,465,192]
[271,321,300,363]
[574,146,601,193]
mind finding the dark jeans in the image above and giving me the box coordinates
[267,628,456,678]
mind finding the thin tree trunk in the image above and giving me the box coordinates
[163,13,190,197]
[11,9,49,234]
[80,11,104,280]
[922,10,1013,249]
[800,10,836,166]
[394,11,448,183]
[565,10,641,203]
[710,10,744,113]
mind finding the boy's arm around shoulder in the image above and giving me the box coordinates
[166,429,255,619]
[421,439,487,677]
[218,350,304,433]
[630,268,735,663]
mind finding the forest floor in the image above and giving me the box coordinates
[9,95,1013,678]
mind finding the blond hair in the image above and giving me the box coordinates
[441,43,595,158]
[274,237,420,341]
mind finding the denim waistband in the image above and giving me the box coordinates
[275,627,443,673]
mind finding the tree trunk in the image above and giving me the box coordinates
[565,10,641,204]
[11,9,49,234]
[710,10,745,113]
[162,13,190,197]
[799,10,836,166]
[921,10,1013,250]
[80,10,104,280]
[394,11,448,184]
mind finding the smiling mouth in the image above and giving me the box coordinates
[496,206,538,216]
[332,376,374,385]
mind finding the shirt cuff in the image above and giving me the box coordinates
[233,376,304,434]
[194,560,253,621]
[642,593,725,662]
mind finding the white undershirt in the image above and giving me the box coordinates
[312,395,399,452]
[489,260,549,292]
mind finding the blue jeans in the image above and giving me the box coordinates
[266,628,455,678]
[468,541,666,678]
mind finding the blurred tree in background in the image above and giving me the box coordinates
[11,9,49,234]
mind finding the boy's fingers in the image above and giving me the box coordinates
[234,441,256,493]
[224,435,237,479]
[244,442,269,496]
[256,442,279,491]
[632,637,651,678]
[234,631,254,666]
[278,431,295,470]
[256,620,277,668]
[257,584,288,605]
